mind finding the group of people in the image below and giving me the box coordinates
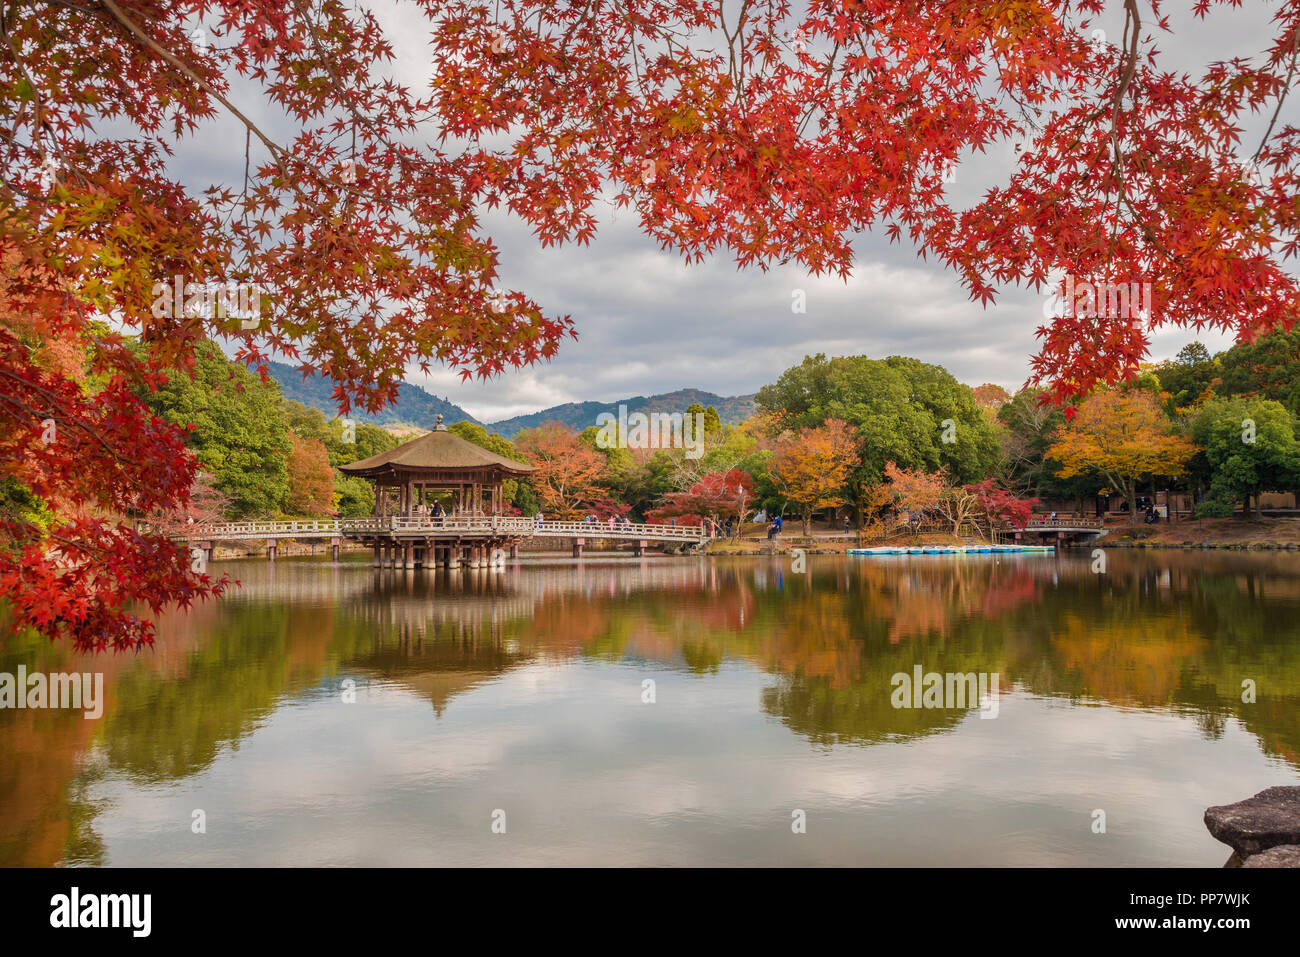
[581,513,634,528]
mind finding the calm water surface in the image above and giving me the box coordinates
[3,551,1298,866]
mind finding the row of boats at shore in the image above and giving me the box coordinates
[847,544,1055,556]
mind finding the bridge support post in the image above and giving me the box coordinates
[572,537,584,558]
[634,539,647,557]
[440,546,451,569]
[267,538,277,562]
[403,541,414,569]
[371,542,381,567]
[331,537,341,562]
[509,542,519,559]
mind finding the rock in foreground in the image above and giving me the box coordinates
[1205,787,1300,859]
[1241,844,1300,868]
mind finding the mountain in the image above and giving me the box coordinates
[264,359,481,428]
[264,361,756,437]
[487,389,757,438]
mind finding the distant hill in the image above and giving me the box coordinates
[264,361,755,437]
[488,389,757,438]
[263,359,481,428]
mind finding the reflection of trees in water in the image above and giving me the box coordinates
[8,551,1300,864]
[86,554,1300,773]
[0,629,111,866]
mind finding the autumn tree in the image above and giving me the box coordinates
[881,462,946,518]
[6,1,1300,649]
[514,422,606,518]
[1047,389,1197,521]
[972,384,1011,415]
[649,469,756,533]
[285,436,336,516]
[963,480,1038,540]
[767,419,858,535]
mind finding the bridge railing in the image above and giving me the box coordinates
[163,516,710,543]
[162,519,343,542]
[1013,517,1106,529]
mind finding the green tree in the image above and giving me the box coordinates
[1191,398,1300,517]
[143,341,290,517]
[334,475,376,517]
[1152,342,1221,412]
[323,419,399,467]
[281,399,331,444]
[1218,328,1300,414]
[756,354,999,522]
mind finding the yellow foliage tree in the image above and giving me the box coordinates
[768,419,858,534]
[1047,389,1197,522]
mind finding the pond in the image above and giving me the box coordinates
[3,550,1297,866]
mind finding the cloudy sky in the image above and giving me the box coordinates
[182,1,1284,422]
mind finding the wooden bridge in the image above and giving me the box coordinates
[999,517,1107,543]
[163,516,710,567]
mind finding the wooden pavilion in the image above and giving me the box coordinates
[338,415,535,569]
[339,415,533,519]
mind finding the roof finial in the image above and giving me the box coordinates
[435,413,446,431]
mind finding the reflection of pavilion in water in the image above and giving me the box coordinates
[218,553,1300,763]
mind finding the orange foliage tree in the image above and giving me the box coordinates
[1047,389,1197,521]
[514,422,607,519]
[286,436,336,516]
[768,419,858,534]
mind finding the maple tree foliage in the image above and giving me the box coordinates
[4,0,1299,648]
[880,463,1036,538]
[513,422,606,517]
[647,468,755,529]
[880,461,947,516]
[962,478,1039,537]
[431,0,1300,401]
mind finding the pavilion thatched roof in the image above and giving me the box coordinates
[338,425,534,477]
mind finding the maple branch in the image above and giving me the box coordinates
[1252,19,1300,163]
[0,10,62,178]
[98,0,293,182]
[1106,0,1141,259]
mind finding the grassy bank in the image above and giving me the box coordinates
[1094,517,1300,550]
